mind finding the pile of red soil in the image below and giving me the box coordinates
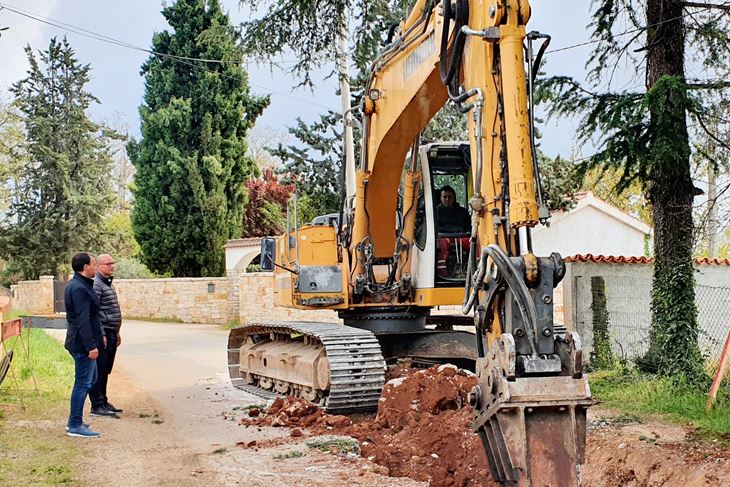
[339,364,494,487]
[240,396,352,430]
[241,364,494,487]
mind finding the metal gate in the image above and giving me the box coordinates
[53,279,68,313]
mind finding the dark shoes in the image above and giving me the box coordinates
[105,402,123,413]
[90,405,118,417]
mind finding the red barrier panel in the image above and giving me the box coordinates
[1,319,22,342]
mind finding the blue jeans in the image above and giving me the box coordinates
[68,351,98,428]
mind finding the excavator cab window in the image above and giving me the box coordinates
[429,145,471,285]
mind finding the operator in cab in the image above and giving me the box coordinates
[436,185,471,278]
[436,185,470,233]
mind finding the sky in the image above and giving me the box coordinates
[0,0,605,159]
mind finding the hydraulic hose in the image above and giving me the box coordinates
[439,0,469,96]
[462,245,540,357]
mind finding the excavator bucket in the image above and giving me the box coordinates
[471,333,592,486]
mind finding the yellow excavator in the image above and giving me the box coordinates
[228,0,592,484]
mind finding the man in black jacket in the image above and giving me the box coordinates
[89,254,123,416]
[64,252,103,438]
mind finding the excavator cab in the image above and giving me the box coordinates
[411,142,473,289]
[429,143,472,284]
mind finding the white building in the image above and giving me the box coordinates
[531,192,652,258]
[224,238,263,277]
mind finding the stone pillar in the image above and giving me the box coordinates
[39,276,55,314]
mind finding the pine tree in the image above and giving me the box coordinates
[130,0,268,277]
[0,37,114,280]
[538,0,730,382]
[244,0,470,218]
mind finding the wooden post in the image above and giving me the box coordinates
[707,329,730,411]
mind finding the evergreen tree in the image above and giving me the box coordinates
[0,98,25,215]
[271,111,345,219]
[538,0,730,382]
[130,0,268,277]
[0,38,114,280]
[244,0,472,218]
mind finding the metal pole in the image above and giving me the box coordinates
[336,10,356,199]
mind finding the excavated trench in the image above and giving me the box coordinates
[240,365,730,487]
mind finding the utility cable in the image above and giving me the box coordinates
[546,13,690,55]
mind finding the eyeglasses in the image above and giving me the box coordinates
[101,262,116,266]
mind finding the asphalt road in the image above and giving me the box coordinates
[116,319,229,394]
[49,319,262,450]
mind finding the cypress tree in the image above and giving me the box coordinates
[130,0,268,277]
[0,37,114,280]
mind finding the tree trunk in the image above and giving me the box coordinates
[644,0,704,381]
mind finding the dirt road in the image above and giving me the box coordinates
[59,320,423,487]
[50,321,729,486]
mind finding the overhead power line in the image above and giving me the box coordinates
[547,13,689,55]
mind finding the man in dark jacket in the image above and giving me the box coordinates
[89,253,123,416]
[64,252,103,438]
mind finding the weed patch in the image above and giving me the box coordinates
[306,437,360,454]
[0,329,79,485]
[273,450,305,460]
[220,318,241,330]
[591,367,730,442]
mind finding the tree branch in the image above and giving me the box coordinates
[693,112,730,152]
[687,80,730,89]
[682,2,730,11]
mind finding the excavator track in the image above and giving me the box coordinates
[228,322,386,413]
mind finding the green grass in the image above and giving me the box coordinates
[3,309,30,321]
[220,318,241,330]
[273,450,305,460]
[0,328,81,485]
[232,403,267,412]
[591,367,730,442]
[306,437,360,454]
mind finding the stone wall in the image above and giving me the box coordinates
[11,276,54,314]
[239,273,340,324]
[114,277,234,325]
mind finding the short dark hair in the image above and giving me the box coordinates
[71,252,91,272]
[440,185,456,198]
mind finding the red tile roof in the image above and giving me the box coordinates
[566,254,730,265]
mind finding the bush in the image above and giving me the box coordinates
[113,257,164,279]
